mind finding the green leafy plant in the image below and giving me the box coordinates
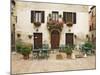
[21,46,31,56]
[20,45,31,59]
[16,42,23,53]
[82,42,93,54]
[64,45,73,59]
[65,46,72,54]
[16,42,32,59]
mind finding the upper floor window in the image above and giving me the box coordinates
[31,11,45,23]
[52,11,59,21]
[91,6,96,17]
[63,12,76,24]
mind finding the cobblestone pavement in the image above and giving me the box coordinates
[11,52,96,74]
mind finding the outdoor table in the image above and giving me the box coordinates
[32,49,40,59]
[33,48,51,59]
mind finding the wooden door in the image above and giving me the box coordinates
[65,33,73,46]
[51,30,60,49]
[34,33,42,49]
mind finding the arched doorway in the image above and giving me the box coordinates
[51,30,60,49]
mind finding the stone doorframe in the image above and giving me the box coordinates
[50,29,61,49]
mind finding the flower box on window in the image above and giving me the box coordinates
[34,22,41,27]
[66,22,73,27]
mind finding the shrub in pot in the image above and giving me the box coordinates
[82,42,93,55]
[20,45,31,60]
[64,45,73,59]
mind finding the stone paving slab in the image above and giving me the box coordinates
[11,53,96,74]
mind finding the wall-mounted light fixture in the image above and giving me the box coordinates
[28,35,32,39]
[68,29,71,32]
[86,34,89,38]
[17,33,21,38]
[36,28,39,32]
[74,34,77,38]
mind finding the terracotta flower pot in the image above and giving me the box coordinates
[67,53,72,59]
[23,54,29,60]
[56,54,63,59]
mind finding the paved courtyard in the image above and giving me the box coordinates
[11,52,96,74]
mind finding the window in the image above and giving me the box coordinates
[92,9,96,17]
[63,12,76,24]
[52,11,59,21]
[31,11,45,23]
[66,12,72,23]
[91,6,96,17]
[89,25,92,31]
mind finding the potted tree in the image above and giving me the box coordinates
[64,45,73,59]
[20,45,31,60]
[82,42,93,55]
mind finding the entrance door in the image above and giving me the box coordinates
[65,33,73,46]
[34,33,42,49]
[51,30,60,49]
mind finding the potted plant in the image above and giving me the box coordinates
[20,45,31,60]
[64,45,73,59]
[82,42,93,55]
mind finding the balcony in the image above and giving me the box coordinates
[47,19,64,32]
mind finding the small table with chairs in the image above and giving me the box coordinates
[32,44,50,59]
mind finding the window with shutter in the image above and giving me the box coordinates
[63,12,67,23]
[31,10,45,23]
[73,13,76,24]
[66,12,72,23]
[63,12,76,24]
[52,11,59,21]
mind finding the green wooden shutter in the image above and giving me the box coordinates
[31,11,35,23]
[73,13,76,24]
[41,11,45,23]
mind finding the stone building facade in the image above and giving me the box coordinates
[89,6,96,46]
[11,1,90,50]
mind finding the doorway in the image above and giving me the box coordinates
[65,33,74,46]
[34,33,42,49]
[51,30,60,49]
